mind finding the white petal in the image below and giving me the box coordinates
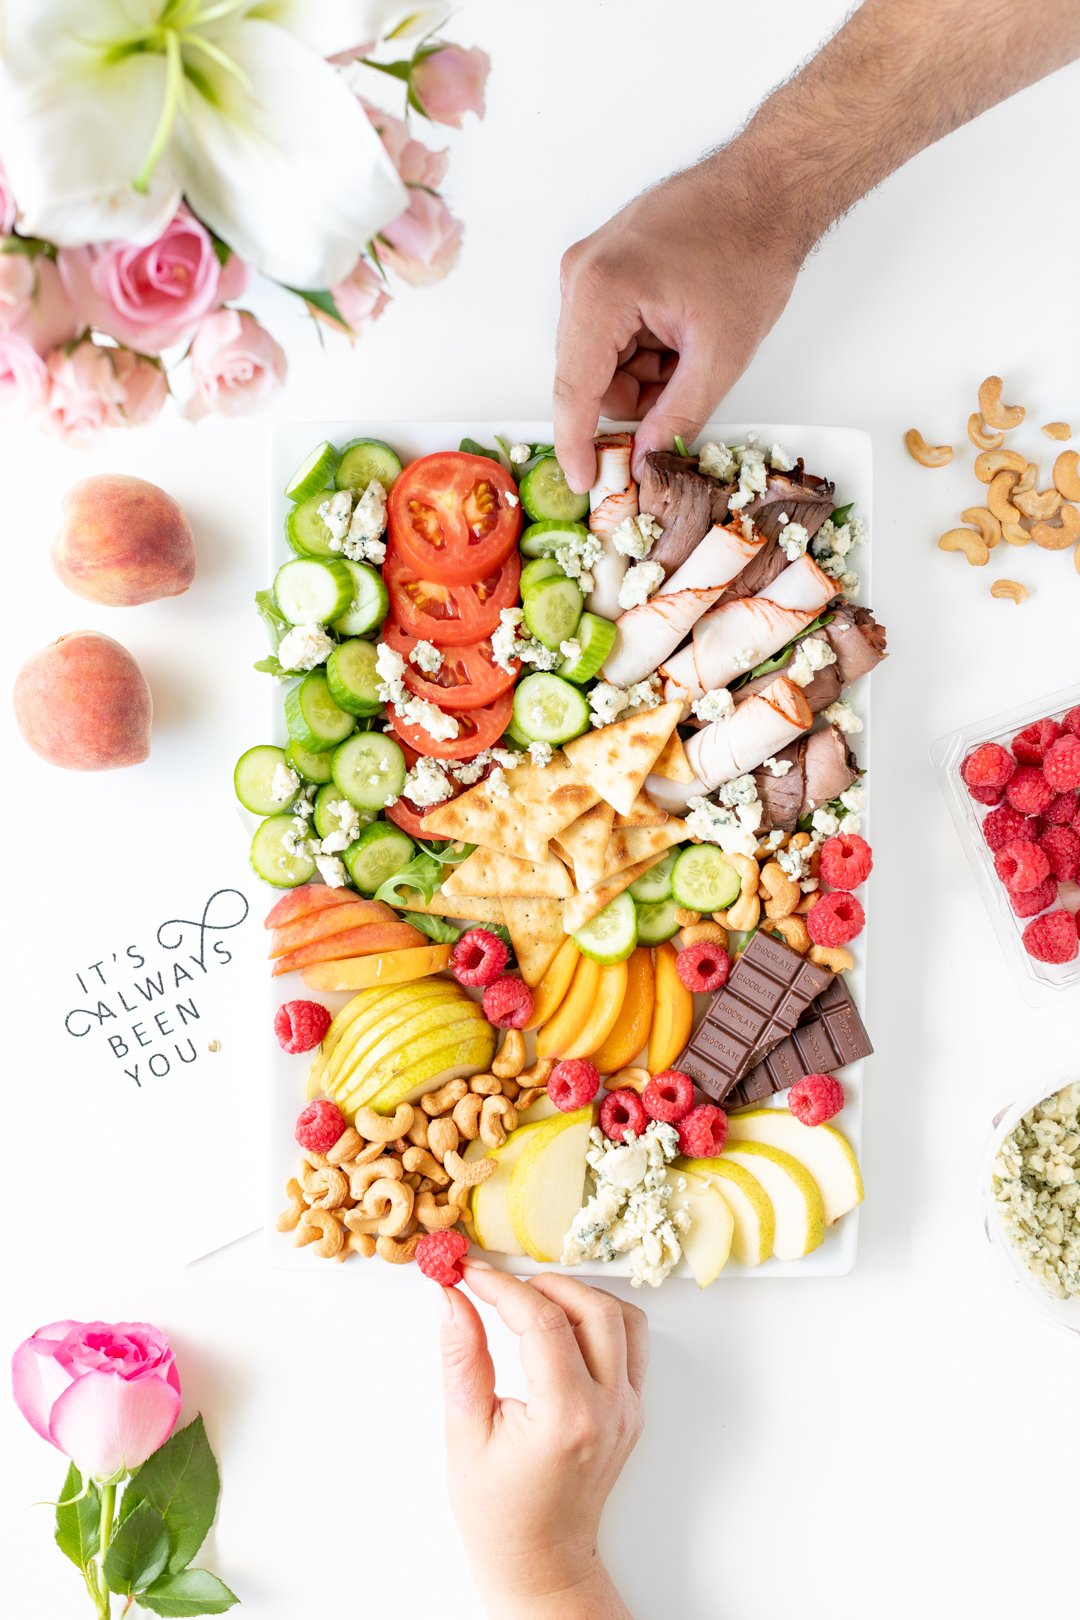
[0,0,158,76]
[176,19,406,288]
[249,1,450,53]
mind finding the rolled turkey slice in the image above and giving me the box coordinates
[586,432,637,620]
[685,677,813,794]
[733,630,844,713]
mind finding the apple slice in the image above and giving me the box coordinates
[686,1158,774,1266]
[264,884,357,930]
[272,920,427,976]
[726,1109,863,1225]
[302,942,454,991]
[667,1168,733,1286]
[269,898,396,956]
[718,1143,825,1261]
[508,1107,595,1262]
[471,1122,553,1256]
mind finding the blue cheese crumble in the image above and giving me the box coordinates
[787,636,837,688]
[691,688,735,725]
[611,512,663,559]
[409,639,443,676]
[618,559,665,611]
[278,623,334,672]
[562,1123,688,1289]
[491,607,558,674]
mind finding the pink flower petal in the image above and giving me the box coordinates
[11,1322,79,1444]
[49,1367,181,1480]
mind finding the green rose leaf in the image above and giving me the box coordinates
[120,1416,220,1575]
[55,1464,101,1570]
[103,1500,169,1596]
[138,1568,239,1616]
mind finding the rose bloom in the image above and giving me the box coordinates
[12,1320,181,1481]
[380,190,463,287]
[0,330,48,418]
[188,309,286,418]
[412,45,491,128]
[113,349,169,427]
[363,102,448,190]
[330,257,391,337]
[58,206,224,354]
[41,340,167,440]
[0,255,79,354]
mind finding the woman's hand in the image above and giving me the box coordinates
[439,1261,647,1619]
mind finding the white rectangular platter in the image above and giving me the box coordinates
[265,421,873,1284]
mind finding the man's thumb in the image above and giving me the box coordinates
[439,1285,496,1437]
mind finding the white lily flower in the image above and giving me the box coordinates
[0,0,415,289]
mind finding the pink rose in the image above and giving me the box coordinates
[0,165,16,235]
[217,251,251,304]
[412,45,491,129]
[330,257,391,336]
[0,252,35,323]
[58,207,223,355]
[113,349,169,427]
[0,256,80,355]
[12,1320,181,1481]
[188,309,286,419]
[380,190,463,287]
[0,331,48,418]
[363,102,449,190]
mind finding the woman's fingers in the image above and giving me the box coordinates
[525,1273,633,1390]
[439,1283,498,1442]
[461,1261,592,1405]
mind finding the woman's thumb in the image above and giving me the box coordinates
[439,1284,496,1439]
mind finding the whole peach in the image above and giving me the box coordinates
[14,632,152,770]
[52,474,196,605]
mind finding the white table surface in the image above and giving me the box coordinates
[2,4,1078,1616]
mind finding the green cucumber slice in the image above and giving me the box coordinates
[336,438,403,493]
[234,744,299,816]
[250,814,316,888]
[512,673,590,746]
[343,821,416,895]
[519,556,564,595]
[519,456,590,523]
[313,786,371,842]
[519,519,590,559]
[326,637,383,716]
[557,612,617,685]
[573,890,637,964]
[285,672,355,753]
[522,574,583,650]
[671,845,740,912]
[285,440,341,502]
[285,492,340,558]
[285,739,335,784]
[331,732,407,811]
[328,559,389,638]
[633,898,681,945]
[629,848,680,904]
[274,557,353,626]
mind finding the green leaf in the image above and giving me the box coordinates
[416,838,475,865]
[104,1501,168,1596]
[138,1568,238,1616]
[253,655,288,680]
[829,502,854,526]
[55,1464,100,1571]
[459,436,502,464]
[255,588,289,652]
[374,850,445,907]
[731,611,835,688]
[286,285,348,327]
[404,911,464,944]
[120,1416,220,1576]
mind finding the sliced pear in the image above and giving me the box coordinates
[326,985,470,1091]
[667,1168,733,1286]
[331,1010,486,1109]
[508,1106,595,1262]
[720,1142,825,1261]
[686,1157,774,1266]
[364,1025,496,1113]
[726,1108,863,1225]
[471,1121,553,1256]
[308,979,460,1096]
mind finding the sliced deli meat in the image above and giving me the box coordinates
[822,604,888,684]
[586,432,638,618]
[801,724,859,812]
[741,467,836,540]
[638,450,734,574]
[681,677,813,796]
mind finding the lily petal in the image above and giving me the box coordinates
[249,1,450,54]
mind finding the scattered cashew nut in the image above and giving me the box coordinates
[974,448,1026,483]
[1012,462,1037,496]
[277,1177,306,1232]
[905,428,953,467]
[679,920,730,949]
[346,1155,403,1201]
[673,907,701,926]
[421,1078,469,1116]
[987,471,1021,525]
[361,1177,415,1238]
[1001,523,1030,547]
[353,1103,415,1143]
[771,915,812,954]
[515,1087,545,1112]
[966,414,1003,452]
[1042,421,1072,441]
[347,1231,377,1258]
[426,1117,460,1163]
[470,1072,503,1096]
[1053,450,1080,502]
[722,891,761,932]
[416,1191,464,1231]
[405,1111,430,1149]
[603,1067,650,1093]
[296,1208,344,1259]
[959,507,1001,550]
[938,527,989,566]
[1013,485,1061,522]
[990,579,1028,605]
[325,1126,363,1166]
[376,1233,423,1265]
[480,1095,518,1149]
[977,375,1025,431]
[1032,504,1080,551]
[759,860,801,920]
[402,1145,450,1187]
[451,1092,484,1140]
[492,1029,526,1079]
[443,1149,498,1188]
[808,944,855,974]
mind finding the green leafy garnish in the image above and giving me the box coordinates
[254,655,288,680]
[830,502,854,527]
[406,912,465,944]
[375,851,445,907]
[416,837,475,864]
[673,434,692,458]
[287,285,348,328]
[255,588,290,651]
[494,434,555,481]
[460,436,502,464]
[795,774,866,834]
[731,612,835,688]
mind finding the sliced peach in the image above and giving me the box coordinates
[302,944,453,991]
[269,899,396,956]
[564,959,628,1060]
[535,956,602,1059]
[648,942,694,1072]
[271,921,426,977]
[591,948,655,1074]
[523,938,580,1031]
[264,885,357,930]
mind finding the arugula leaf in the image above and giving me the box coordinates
[119,1416,220,1576]
[255,588,290,652]
[103,1501,169,1596]
[829,502,854,526]
[254,655,288,680]
[406,912,464,944]
[459,436,502,464]
[139,1568,238,1616]
[55,1464,100,1571]
[731,612,835,688]
[416,838,475,865]
[485,921,515,962]
[375,851,445,907]
[673,434,692,458]
[494,435,555,482]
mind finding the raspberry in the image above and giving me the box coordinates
[450,927,509,987]
[1005,766,1056,816]
[643,1069,696,1124]
[806,891,865,947]
[1040,825,1080,883]
[675,939,732,993]
[1011,718,1062,765]
[416,1229,469,1287]
[481,975,533,1028]
[549,1059,600,1112]
[676,1103,729,1158]
[1043,791,1079,826]
[981,804,1028,852]
[599,1088,648,1143]
[1022,909,1079,965]
[1009,877,1058,918]
[1063,706,1080,739]
[294,1098,346,1154]
[818,832,873,890]
[275,999,332,1054]
[961,742,1015,797]
[788,1073,846,1127]
[967,783,1005,807]
[993,839,1051,894]
[1043,735,1080,791]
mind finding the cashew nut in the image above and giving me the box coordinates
[673,907,702,926]
[603,1067,650,1093]
[301,1147,331,1170]
[416,1190,464,1231]
[1032,504,1080,551]
[492,1029,526,1079]
[342,1206,381,1236]
[352,1103,415,1143]
[443,1149,498,1189]
[771,915,812,955]
[375,1232,423,1265]
[904,428,953,468]
[1013,485,1062,522]
[725,852,760,896]
[990,579,1028,605]
[1053,450,1080,502]
[499,1077,520,1101]
[721,891,761,932]
[299,1159,349,1208]
[347,1155,403,1201]
[451,1092,484,1140]
[277,1177,307,1232]
[1012,462,1038,496]
[361,1177,415,1237]
[938,527,989,566]
[977,375,1025,431]
[296,1208,344,1259]
[1042,421,1073,441]
[405,1110,430,1149]
[759,860,801,920]
[808,944,855,974]
[679,920,730,950]
[325,1126,363,1166]
[470,1072,503,1096]
[421,1078,469,1116]
[515,1087,545,1112]
[974,448,1026,483]
[987,472,1021,525]
[959,507,1001,550]
[966,414,1004,452]
[346,1231,377,1258]
[517,1056,553,1088]
[1001,522,1031,547]
[426,1116,460,1163]
[480,1095,518,1149]
[402,1145,450,1186]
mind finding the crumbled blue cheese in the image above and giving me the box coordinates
[839,783,865,815]
[811,807,841,837]
[562,1123,687,1289]
[611,512,663,559]
[527,740,553,767]
[685,788,762,859]
[726,443,768,511]
[624,677,662,711]
[554,530,603,590]
[762,756,794,777]
[409,639,443,676]
[589,682,630,727]
[491,606,558,675]
[691,688,735,725]
[787,636,837,688]
[812,513,866,595]
[717,773,760,809]
[778,520,810,561]
[505,490,519,508]
[318,489,353,545]
[776,840,815,882]
[731,644,761,673]
[319,798,360,854]
[559,637,581,664]
[294,787,315,819]
[281,818,315,861]
[376,640,459,742]
[509,442,530,464]
[375,641,407,692]
[822,699,863,735]
[770,442,795,472]
[270,761,300,804]
[315,853,348,888]
[487,767,510,799]
[698,441,738,481]
[618,559,665,611]
[402,756,454,808]
[342,478,387,562]
[992,1081,1080,1300]
[278,623,334,672]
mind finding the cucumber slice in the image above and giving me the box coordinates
[343,821,415,895]
[285,492,339,558]
[573,890,637,964]
[522,574,584,651]
[512,673,591,746]
[519,519,590,559]
[313,785,372,841]
[557,612,617,685]
[502,718,531,748]
[519,456,590,523]
[629,848,680,904]
[328,559,389,638]
[326,637,383,716]
[285,672,356,753]
[285,440,341,502]
[331,732,407,811]
[250,814,316,888]
[633,897,681,945]
[274,557,353,625]
[519,556,564,595]
[234,744,299,816]
[336,437,403,494]
[285,738,335,784]
[671,845,740,912]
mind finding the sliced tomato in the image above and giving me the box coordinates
[382,618,518,711]
[387,688,515,760]
[388,451,522,584]
[386,796,437,839]
[384,542,520,646]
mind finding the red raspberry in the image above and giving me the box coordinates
[643,1069,696,1124]
[807,891,865,947]
[1063,706,1080,739]
[981,804,1028,852]
[961,742,1015,797]
[481,975,533,1028]
[1040,825,1080,883]
[676,939,732,993]
[1043,735,1080,791]
[788,1073,846,1127]
[294,1098,346,1154]
[548,1059,600,1112]
[993,839,1050,894]
[676,1103,729,1158]
[416,1229,469,1287]
[450,928,509,988]
[967,783,1005,807]
[1043,791,1079,826]
[818,832,873,890]
[1005,766,1056,816]
[275,999,332,1054]
[1023,909,1079,965]
[599,1088,648,1143]
[1009,877,1058,919]
[1011,718,1062,765]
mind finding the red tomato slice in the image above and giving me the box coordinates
[386,796,438,840]
[388,452,522,584]
[387,688,515,760]
[382,618,518,711]
[384,542,520,646]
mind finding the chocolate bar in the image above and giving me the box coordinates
[723,975,873,1110]
[674,932,832,1104]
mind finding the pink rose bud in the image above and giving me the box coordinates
[363,101,449,190]
[12,1320,181,1481]
[0,252,35,324]
[0,256,79,355]
[329,258,391,337]
[380,190,463,287]
[187,309,286,419]
[0,331,48,419]
[113,349,169,427]
[412,45,490,129]
[41,341,128,442]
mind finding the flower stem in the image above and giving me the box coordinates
[91,1483,117,1619]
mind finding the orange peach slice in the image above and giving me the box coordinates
[302,944,453,991]
[522,938,580,1031]
[264,885,358,930]
[269,898,397,956]
[564,959,629,1060]
[535,956,602,1059]
[591,948,655,1074]
[648,942,694,1072]
[271,921,426,977]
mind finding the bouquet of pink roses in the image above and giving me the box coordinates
[0,2,490,439]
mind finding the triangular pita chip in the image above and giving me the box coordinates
[511,754,599,853]
[651,727,696,784]
[501,896,564,986]
[553,801,616,892]
[394,892,505,925]
[562,853,668,934]
[420,777,521,855]
[598,818,688,882]
[562,701,682,815]
[614,790,669,828]
[442,846,573,900]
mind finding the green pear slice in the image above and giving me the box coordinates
[685,1157,775,1266]
[332,1009,486,1109]
[472,1121,554,1256]
[667,1168,733,1286]
[726,1108,863,1225]
[326,985,469,1091]
[364,1025,497,1113]
[508,1107,595,1262]
[719,1142,825,1260]
[310,979,461,1097]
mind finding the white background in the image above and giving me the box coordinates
[3,3,1079,1616]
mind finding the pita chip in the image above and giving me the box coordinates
[614,790,669,829]
[553,801,616,892]
[420,776,521,856]
[651,727,696,784]
[562,853,668,934]
[501,896,564,986]
[562,701,682,816]
[442,845,574,900]
[393,891,505,925]
[597,818,688,882]
[511,754,599,853]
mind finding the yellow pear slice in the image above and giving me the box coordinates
[720,1142,825,1260]
[507,1107,595,1262]
[328,995,476,1096]
[687,1157,775,1266]
[471,1121,553,1256]
[308,979,459,1096]
[667,1168,734,1286]
[334,1015,493,1114]
[726,1109,863,1225]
